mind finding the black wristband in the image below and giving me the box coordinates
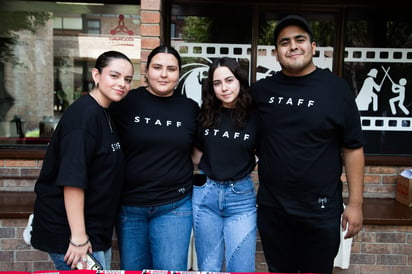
[70,236,89,247]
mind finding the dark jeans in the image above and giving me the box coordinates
[257,204,340,274]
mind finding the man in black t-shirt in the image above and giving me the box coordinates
[251,15,365,274]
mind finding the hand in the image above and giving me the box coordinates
[341,203,363,239]
[64,236,92,269]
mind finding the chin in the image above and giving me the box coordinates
[112,95,126,102]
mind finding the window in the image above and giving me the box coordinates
[86,19,101,34]
[343,8,412,156]
[170,3,253,105]
[170,1,412,159]
[0,0,141,145]
[53,16,83,30]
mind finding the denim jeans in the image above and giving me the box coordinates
[49,248,111,270]
[116,194,193,271]
[192,175,257,272]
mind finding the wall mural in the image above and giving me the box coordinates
[356,66,410,131]
[346,48,412,155]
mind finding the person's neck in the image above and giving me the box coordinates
[282,63,316,77]
[89,89,110,108]
[146,86,174,97]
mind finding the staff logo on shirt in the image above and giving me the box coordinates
[318,197,328,209]
[178,187,186,194]
[111,142,121,152]
[203,128,250,141]
[134,116,182,127]
[268,96,315,108]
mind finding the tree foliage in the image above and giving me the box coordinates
[182,16,211,43]
[0,11,52,64]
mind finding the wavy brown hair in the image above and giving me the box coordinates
[198,57,251,129]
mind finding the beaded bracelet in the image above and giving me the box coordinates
[69,236,89,247]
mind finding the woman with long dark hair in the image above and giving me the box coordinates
[192,57,258,272]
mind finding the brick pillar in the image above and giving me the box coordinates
[140,0,162,85]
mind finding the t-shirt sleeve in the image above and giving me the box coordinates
[55,129,96,189]
[342,85,364,149]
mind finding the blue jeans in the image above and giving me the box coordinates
[192,175,257,272]
[116,194,193,271]
[49,249,111,270]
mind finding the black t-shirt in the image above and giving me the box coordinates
[31,94,124,253]
[196,108,258,181]
[251,68,363,218]
[110,87,199,206]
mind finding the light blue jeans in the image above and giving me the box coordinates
[49,248,111,270]
[116,194,192,271]
[192,175,257,272]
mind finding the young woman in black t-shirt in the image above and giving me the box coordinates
[192,57,258,272]
[31,51,134,270]
[111,45,199,271]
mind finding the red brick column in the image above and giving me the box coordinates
[140,0,162,85]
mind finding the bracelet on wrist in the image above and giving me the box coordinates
[69,236,89,247]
